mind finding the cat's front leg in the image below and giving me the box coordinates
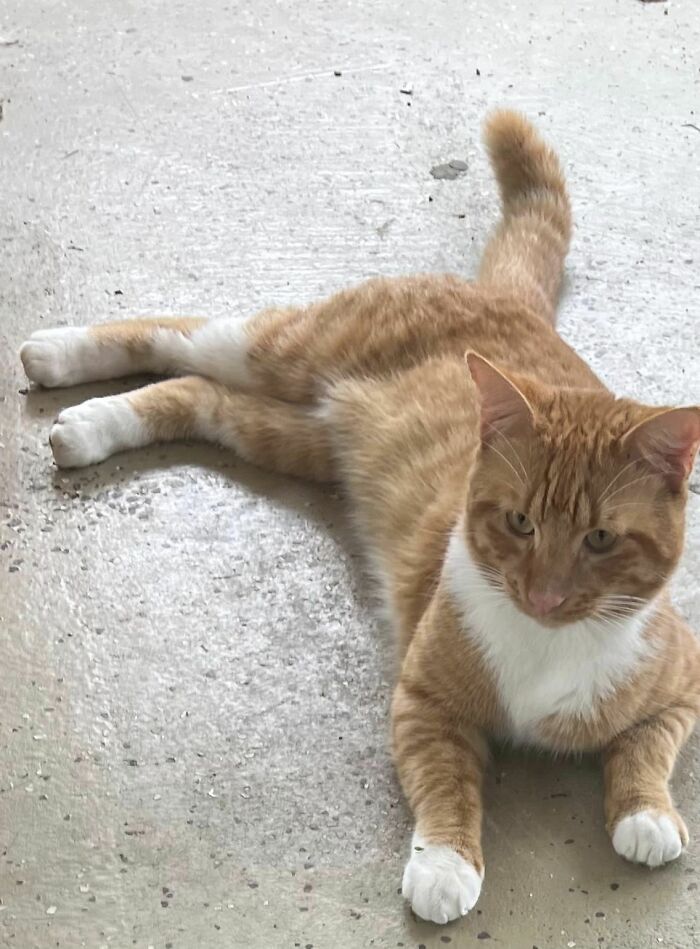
[603,705,695,867]
[392,679,487,924]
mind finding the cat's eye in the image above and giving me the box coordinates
[506,510,535,536]
[585,528,617,553]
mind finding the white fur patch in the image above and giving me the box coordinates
[49,396,147,467]
[20,327,134,387]
[151,319,252,385]
[402,831,483,924]
[612,810,684,867]
[444,527,654,741]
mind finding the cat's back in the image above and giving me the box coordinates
[378,272,602,391]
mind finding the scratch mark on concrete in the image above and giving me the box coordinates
[223,62,394,96]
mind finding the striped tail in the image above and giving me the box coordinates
[478,110,572,324]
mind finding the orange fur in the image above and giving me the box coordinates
[20,110,700,917]
[90,316,206,371]
[129,375,335,481]
[479,108,572,321]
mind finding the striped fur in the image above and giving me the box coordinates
[20,111,700,924]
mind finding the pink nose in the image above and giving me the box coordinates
[528,589,566,616]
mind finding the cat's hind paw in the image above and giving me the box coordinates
[49,396,146,468]
[20,327,93,388]
[401,833,483,924]
[612,809,687,868]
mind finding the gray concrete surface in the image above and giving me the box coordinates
[1,1,700,947]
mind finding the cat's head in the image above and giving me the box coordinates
[464,353,700,627]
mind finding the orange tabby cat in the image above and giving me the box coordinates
[20,111,700,924]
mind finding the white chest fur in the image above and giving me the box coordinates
[443,529,653,741]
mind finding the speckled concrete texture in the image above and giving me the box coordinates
[1,2,699,948]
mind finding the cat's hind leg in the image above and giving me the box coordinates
[20,317,209,388]
[20,302,322,397]
[49,375,335,481]
[21,275,484,400]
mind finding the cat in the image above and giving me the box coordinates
[20,110,700,925]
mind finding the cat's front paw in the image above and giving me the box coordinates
[612,809,688,868]
[401,833,483,924]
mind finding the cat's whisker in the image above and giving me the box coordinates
[472,564,504,580]
[484,477,528,494]
[599,594,648,606]
[597,595,648,610]
[597,457,645,505]
[460,575,508,595]
[597,609,640,622]
[460,576,507,592]
[602,501,652,512]
[593,615,635,635]
[600,603,641,616]
[483,422,529,483]
[461,591,508,604]
[596,596,679,627]
[480,435,526,490]
[601,473,658,505]
[471,562,508,586]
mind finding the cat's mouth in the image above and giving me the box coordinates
[511,586,651,628]
[518,597,572,626]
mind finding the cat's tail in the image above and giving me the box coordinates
[477,110,572,324]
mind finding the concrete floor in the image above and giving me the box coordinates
[1,1,699,947]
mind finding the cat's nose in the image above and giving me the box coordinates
[528,588,566,616]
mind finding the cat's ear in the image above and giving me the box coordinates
[465,352,534,441]
[624,406,700,491]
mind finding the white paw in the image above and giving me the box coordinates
[401,832,483,924]
[612,810,685,868]
[49,396,145,468]
[20,327,93,388]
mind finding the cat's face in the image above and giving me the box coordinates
[465,355,700,628]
